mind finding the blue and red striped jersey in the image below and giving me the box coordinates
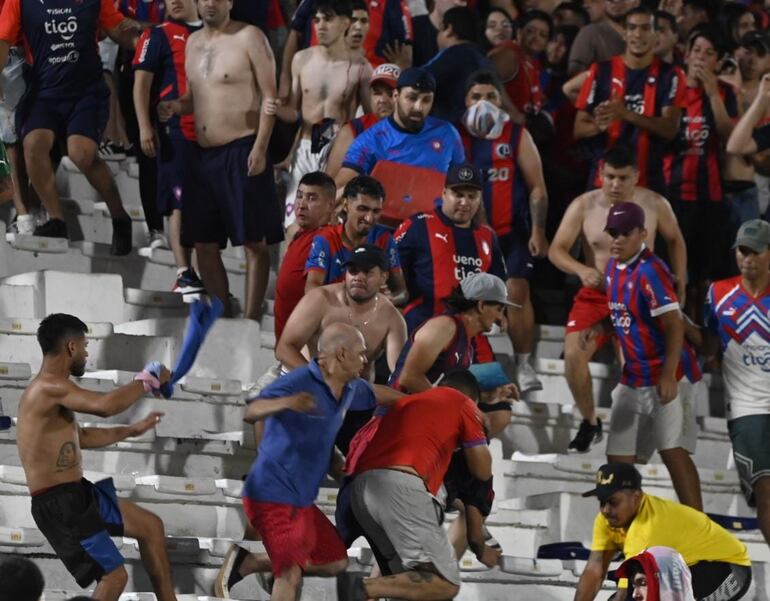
[395,208,506,333]
[133,19,200,141]
[290,0,412,66]
[0,0,123,98]
[605,246,701,388]
[576,56,686,194]
[663,82,737,203]
[119,0,165,23]
[461,121,529,238]
[305,223,401,285]
[388,313,474,389]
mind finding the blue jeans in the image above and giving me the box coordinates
[725,185,760,229]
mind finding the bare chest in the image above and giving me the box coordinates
[189,42,251,88]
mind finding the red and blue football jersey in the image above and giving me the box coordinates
[133,19,201,141]
[461,121,529,238]
[576,56,686,194]
[305,223,401,285]
[395,208,506,333]
[605,247,701,387]
[119,0,165,23]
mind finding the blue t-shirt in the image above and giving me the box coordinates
[342,115,465,175]
[243,360,376,507]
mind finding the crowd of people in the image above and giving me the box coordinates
[1,0,770,598]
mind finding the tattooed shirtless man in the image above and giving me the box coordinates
[16,314,175,601]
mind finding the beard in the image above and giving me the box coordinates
[70,359,86,378]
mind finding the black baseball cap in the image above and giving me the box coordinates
[445,162,483,190]
[581,463,643,503]
[396,67,437,93]
[344,244,389,271]
[739,30,770,55]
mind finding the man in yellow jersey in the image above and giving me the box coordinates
[574,463,752,601]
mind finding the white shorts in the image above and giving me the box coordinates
[0,47,27,144]
[606,379,697,462]
[99,38,119,74]
[283,137,329,228]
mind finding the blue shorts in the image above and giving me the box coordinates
[191,135,284,248]
[30,478,124,587]
[18,83,109,143]
[157,133,198,216]
[499,226,534,280]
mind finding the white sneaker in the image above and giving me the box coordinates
[148,230,169,250]
[14,214,35,235]
[517,361,543,393]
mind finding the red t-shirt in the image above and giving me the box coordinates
[274,225,330,342]
[351,387,487,495]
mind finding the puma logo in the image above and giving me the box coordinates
[434,233,448,243]
[173,35,186,42]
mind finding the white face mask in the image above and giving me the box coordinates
[463,99,509,139]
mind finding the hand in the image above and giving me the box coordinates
[599,97,627,122]
[128,411,164,437]
[262,97,279,116]
[578,266,603,289]
[656,372,678,404]
[247,145,267,176]
[287,392,317,413]
[379,283,394,299]
[382,40,413,69]
[695,65,718,98]
[139,124,157,158]
[157,100,178,122]
[491,383,519,403]
[478,544,503,568]
[528,229,549,258]
[658,0,681,15]
[759,73,770,102]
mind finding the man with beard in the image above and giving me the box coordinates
[460,70,549,393]
[304,175,406,304]
[159,0,282,320]
[335,67,465,190]
[278,0,372,230]
[574,6,685,195]
[16,314,176,601]
[325,63,400,178]
[277,244,407,383]
[548,146,686,453]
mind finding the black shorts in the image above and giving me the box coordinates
[672,200,730,281]
[31,478,125,587]
[157,133,198,217]
[189,135,284,248]
[18,82,110,143]
[729,414,770,507]
[690,561,751,601]
[498,220,534,281]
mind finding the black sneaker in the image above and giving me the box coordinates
[110,216,132,256]
[33,218,68,239]
[568,418,603,453]
[173,268,206,294]
[213,545,249,598]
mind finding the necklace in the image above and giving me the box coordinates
[348,294,379,329]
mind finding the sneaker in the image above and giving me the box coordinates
[173,268,206,295]
[517,361,543,393]
[568,418,603,453]
[9,214,35,235]
[213,544,249,598]
[33,218,68,239]
[148,230,170,250]
[256,571,275,596]
[110,216,132,256]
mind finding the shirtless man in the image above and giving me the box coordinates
[16,314,175,601]
[347,0,371,55]
[159,0,282,320]
[279,0,372,230]
[276,244,407,382]
[548,145,687,453]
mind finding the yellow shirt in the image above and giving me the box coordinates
[591,493,751,567]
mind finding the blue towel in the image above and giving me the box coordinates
[160,297,224,398]
[468,362,510,392]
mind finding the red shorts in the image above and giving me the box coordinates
[566,286,612,349]
[243,499,347,577]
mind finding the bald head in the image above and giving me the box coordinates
[318,322,363,355]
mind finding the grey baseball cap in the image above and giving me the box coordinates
[460,272,515,306]
[733,219,770,253]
